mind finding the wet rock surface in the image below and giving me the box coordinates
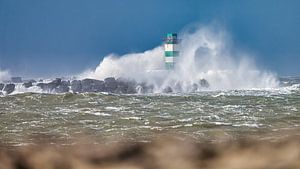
[1,77,211,94]
[23,81,33,88]
[71,80,82,92]
[0,83,4,90]
[37,78,70,93]
[3,84,15,94]
[81,79,105,92]
[199,79,209,88]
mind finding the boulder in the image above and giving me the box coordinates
[28,79,37,83]
[37,83,46,89]
[0,83,4,90]
[3,84,15,94]
[37,78,62,91]
[36,78,70,93]
[163,86,173,93]
[23,82,33,88]
[126,81,138,94]
[104,77,118,92]
[71,80,82,93]
[48,78,62,88]
[199,79,209,88]
[115,78,137,94]
[81,79,105,92]
[55,81,70,93]
[114,81,129,94]
[191,83,198,92]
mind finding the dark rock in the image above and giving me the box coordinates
[63,80,71,86]
[49,78,62,86]
[23,82,33,88]
[37,78,70,93]
[55,81,70,93]
[45,78,62,91]
[126,82,138,94]
[37,83,46,89]
[11,77,22,83]
[37,78,62,91]
[191,83,198,92]
[71,80,82,93]
[163,86,173,93]
[28,79,37,83]
[115,81,129,93]
[81,79,105,92]
[3,84,15,94]
[199,79,209,88]
[0,83,4,90]
[115,78,138,94]
[104,77,118,92]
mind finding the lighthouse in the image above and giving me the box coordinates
[164,33,179,70]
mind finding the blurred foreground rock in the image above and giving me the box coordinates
[0,137,300,169]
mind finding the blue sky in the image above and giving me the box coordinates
[0,0,299,77]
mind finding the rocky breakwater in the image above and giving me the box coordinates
[1,77,210,95]
[22,77,153,94]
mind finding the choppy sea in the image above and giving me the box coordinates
[0,77,299,146]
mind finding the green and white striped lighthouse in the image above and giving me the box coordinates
[164,33,179,70]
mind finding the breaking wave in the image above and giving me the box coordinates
[82,26,278,91]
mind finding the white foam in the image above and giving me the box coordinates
[11,84,43,94]
[105,106,123,111]
[81,25,279,92]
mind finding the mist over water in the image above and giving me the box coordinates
[82,26,278,92]
[0,68,10,82]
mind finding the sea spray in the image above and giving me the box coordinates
[82,26,278,92]
[0,68,10,82]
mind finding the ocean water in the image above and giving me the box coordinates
[0,78,299,146]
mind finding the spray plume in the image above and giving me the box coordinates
[0,68,10,82]
[81,26,278,92]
